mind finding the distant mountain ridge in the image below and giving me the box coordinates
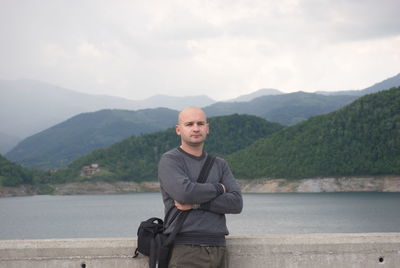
[227,88,282,102]
[0,79,136,138]
[204,73,400,125]
[0,79,215,153]
[0,79,215,138]
[362,73,400,94]
[140,94,214,110]
[204,92,359,126]
[2,72,398,142]
[0,132,21,155]
[6,108,179,169]
[316,73,400,95]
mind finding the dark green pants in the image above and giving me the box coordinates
[168,244,227,268]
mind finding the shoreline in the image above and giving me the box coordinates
[1,176,400,197]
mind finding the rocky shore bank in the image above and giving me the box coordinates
[1,176,400,197]
[239,176,400,193]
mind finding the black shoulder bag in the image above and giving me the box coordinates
[133,154,216,268]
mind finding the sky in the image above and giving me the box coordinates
[1,0,399,101]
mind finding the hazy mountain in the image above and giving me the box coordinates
[227,88,282,102]
[316,73,400,96]
[362,73,400,94]
[0,79,135,138]
[6,108,179,169]
[0,79,216,142]
[227,87,400,179]
[0,132,21,154]
[138,94,215,110]
[206,73,400,125]
[204,92,359,126]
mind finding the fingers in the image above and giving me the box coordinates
[174,200,192,211]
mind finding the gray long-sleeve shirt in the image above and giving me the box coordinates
[158,147,243,245]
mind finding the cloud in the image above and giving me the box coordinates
[0,0,399,100]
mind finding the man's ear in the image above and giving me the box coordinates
[175,125,181,135]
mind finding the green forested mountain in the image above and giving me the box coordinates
[204,92,359,126]
[227,87,400,179]
[51,114,283,183]
[6,108,179,169]
[0,154,32,186]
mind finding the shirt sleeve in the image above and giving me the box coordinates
[200,159,243,214]
[158,154,224,204]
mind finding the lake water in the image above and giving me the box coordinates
[1,192,400,240]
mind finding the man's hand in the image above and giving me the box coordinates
[174,200,193,211]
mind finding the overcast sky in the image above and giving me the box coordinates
[1,0,399,101]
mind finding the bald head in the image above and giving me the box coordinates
[178,106,208,125]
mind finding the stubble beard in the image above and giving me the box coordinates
[184,135,206,148]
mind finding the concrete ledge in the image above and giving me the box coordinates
[227,233,400,268]
[1,233,400,267]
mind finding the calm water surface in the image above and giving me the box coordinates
[1,192,400,240]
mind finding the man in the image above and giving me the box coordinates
[158,106,243,268]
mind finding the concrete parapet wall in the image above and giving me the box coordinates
[1,233,399,268]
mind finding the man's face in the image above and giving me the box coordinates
[176,108,209,147]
